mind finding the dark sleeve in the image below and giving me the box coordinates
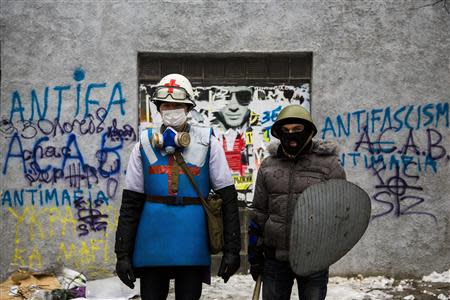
[215,185,241,255]
[249,164,270,229]
[114,189,145,260]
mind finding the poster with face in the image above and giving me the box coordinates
[139,83,311,203]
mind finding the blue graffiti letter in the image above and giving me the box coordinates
[321,116,337,139]
[105,82,126,119]
[98,133,122,177]
[54,85,71,120]
[61,134,85,170]
[9,91,25,122]
[84,83,106,118]
[30,88,49,121]
[3,132,26,175]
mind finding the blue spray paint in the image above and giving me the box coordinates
[30,88,49,121]
[3,132,26,175]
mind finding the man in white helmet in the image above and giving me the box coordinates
[114,74,241,300]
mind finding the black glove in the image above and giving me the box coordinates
[217,252,240,283]
[116,257,136,289]
[114,189,144,289]
[249,258,264,281]
[248,220,264,281]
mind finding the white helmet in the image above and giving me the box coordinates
[151,74,196,109]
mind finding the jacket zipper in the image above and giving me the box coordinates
[286,160,296,251]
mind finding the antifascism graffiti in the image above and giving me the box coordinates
[140,83,311,203]
[321,102,449,223]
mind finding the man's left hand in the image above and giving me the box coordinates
[217,252,240,283]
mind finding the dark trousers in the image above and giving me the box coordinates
[263,258,329,300]
[140,266,204,300]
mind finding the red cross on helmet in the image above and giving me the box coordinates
[151,74,196,110]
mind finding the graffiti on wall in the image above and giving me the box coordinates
[140,83,311,203]
[1,67,136,270]
[321,102,449,223]
[7,205,119,272]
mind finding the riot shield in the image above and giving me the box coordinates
[289,179,371,276]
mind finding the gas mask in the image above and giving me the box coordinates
[280,131,313,157]
[151,126,191,154]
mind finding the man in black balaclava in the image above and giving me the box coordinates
[248,105,346,300]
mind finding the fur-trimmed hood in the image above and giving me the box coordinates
[267,139,340,157]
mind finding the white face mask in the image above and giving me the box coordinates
[161,108,187,127]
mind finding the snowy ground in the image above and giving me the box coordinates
[85,270,450,300]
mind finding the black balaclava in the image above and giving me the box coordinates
[279,123,314,158]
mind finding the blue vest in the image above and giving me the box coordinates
[132,125,212,267]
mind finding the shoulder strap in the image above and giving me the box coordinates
[140,128,158,164]
[173,152,208,208]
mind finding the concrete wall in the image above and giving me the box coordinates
[1,0,449,280]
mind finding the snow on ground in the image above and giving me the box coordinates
[423,269,450,283]
[84,271,450,300]
[194,275,396,300]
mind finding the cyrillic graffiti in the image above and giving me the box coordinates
[1,108,136,142]
[74,194,109,237]
[2,131,128,193]
[8,205,118,269]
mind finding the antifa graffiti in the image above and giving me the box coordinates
[8,68,126,122]
[2,68,137,204]
[1,68,136,264]
[1,67,136,273]
[140,83,311,203]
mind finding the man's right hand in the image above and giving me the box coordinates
[249,260,264,281]
[248,220,264,281]
[116,258,136,289]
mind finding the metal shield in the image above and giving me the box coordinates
[289,179,371,276]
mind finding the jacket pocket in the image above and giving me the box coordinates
[264,216,285,249]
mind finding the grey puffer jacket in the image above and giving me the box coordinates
[249,139,346,261]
